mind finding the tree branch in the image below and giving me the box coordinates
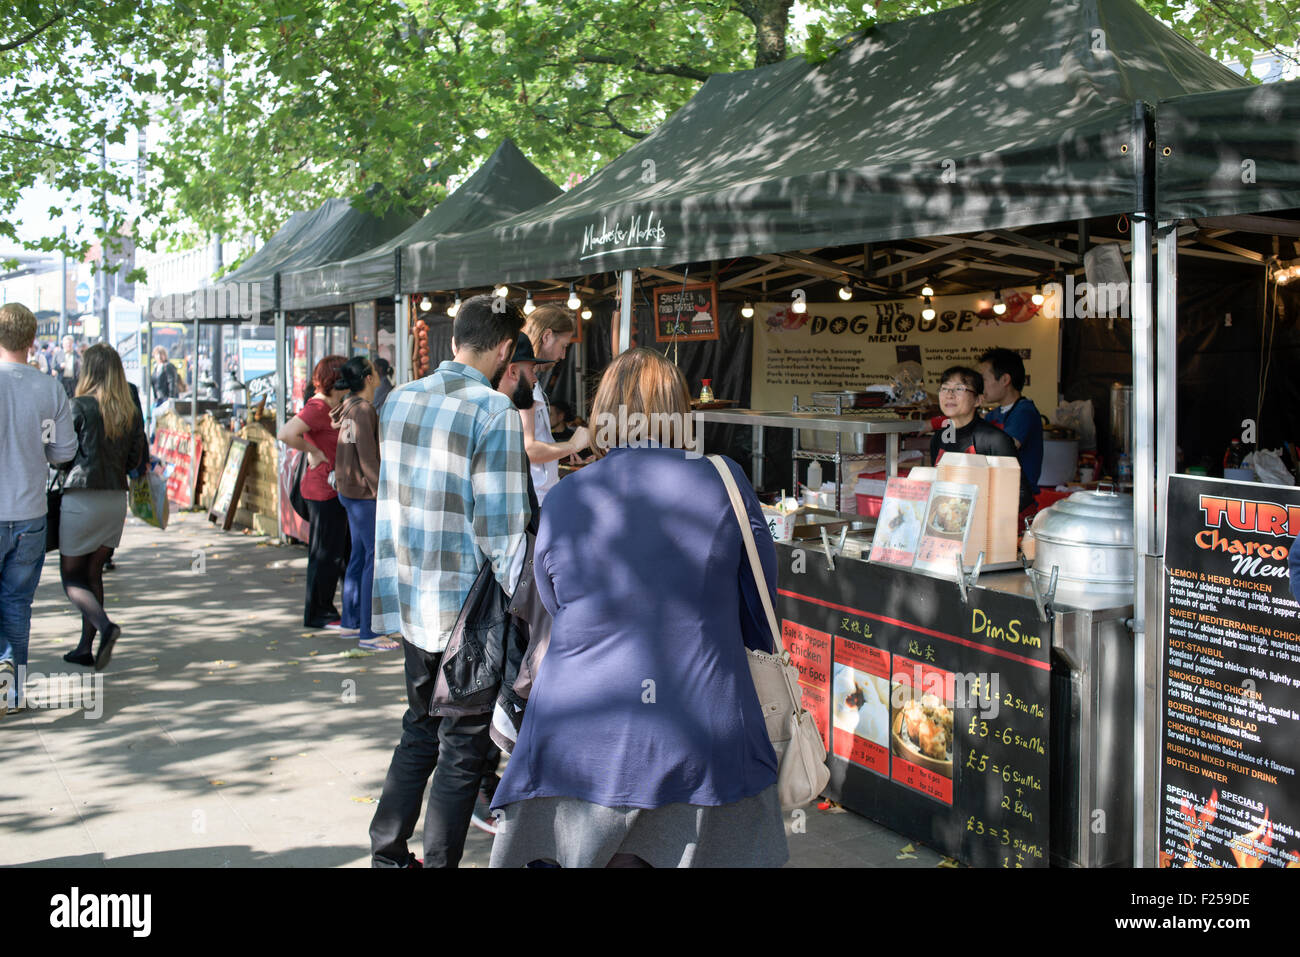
[1204,0,1300,65]
[575,52,710,82]
[0,12,66,53]
[601,93,649,139]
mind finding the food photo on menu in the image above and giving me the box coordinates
[911,481,979,577]
[891,681,955,781]
[833,664,891,750]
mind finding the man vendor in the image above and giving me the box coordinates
[978,347,1043,503]
[930,366,1035,513]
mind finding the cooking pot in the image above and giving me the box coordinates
[1022,486,1133,595]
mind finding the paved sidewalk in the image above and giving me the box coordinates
[2,513,949,868]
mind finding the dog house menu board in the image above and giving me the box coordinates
[1159,475,1300,868]
[776,546,1051,867]
[653,281,718,342]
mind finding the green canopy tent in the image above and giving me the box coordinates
[145,194,418,430]
[402,0,1246,293]
[280,139,561,313]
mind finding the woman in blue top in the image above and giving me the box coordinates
[489,348,788,868]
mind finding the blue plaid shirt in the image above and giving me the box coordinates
[372,360,530,652]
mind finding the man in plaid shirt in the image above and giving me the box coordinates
[369,294,529,868]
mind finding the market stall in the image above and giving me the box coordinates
[387,0,1267,867]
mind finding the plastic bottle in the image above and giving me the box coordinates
[807,460,823,493]
[1118,453,1133,482]
[699,378,714,403]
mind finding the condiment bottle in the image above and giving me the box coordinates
[807,460,823,493]
[699,378,714,403]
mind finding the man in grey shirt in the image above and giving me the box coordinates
[0,303,77,716]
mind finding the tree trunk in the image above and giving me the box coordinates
[739,0,794,67]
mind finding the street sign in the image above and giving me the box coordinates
[75,281,91,306]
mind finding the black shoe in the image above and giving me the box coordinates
[95,624,121,671]
[63,650,95,667]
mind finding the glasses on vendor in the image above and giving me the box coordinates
[938,386,975,396]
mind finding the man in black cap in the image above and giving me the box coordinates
[508,333,588,467]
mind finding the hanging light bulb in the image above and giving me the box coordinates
[523,292,536,315]
[419,295,432,312]
[447,294,461,317]
[580,305,593,320]
[741,301,755,318]
[920,280,935,298]
[838,280,853,301]
[1032,284,1044,306]
[791,299,806,314]
[992,289,1007,315]
[921,297,936,322]
[494,282,509,298]
[566,282,581,310]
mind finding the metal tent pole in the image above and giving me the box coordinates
[274,309,287,429]
[618,270,633,355]
[396,294,411,384]
[191,317,199,437]
[1131,210,1155,869]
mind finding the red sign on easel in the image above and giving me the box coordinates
[152,430,202,508]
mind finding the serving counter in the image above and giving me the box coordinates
[775,542,1134,868]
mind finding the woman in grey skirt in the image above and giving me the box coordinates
[489,349,789,868]
[58,344,147,671]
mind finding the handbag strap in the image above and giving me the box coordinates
[707,455,786,655]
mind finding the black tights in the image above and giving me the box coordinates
[61,546,114,655]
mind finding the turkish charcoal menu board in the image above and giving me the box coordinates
[777,545,1050,867]
[1160,475,1300,868]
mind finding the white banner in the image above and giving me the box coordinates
[751,288,1059,413]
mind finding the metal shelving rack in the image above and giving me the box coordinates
[693,402,929,502]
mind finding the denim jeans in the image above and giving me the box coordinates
[338,494,377,640]
[0,516,48,706]
[369,639,496,867]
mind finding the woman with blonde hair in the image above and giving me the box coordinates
[58,344,147,670]
[489,347,788,868]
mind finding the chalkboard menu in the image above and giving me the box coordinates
[778,547,1051,867]
[208,438,255,531]
[1159,475,1300,868]
[653,281,718,342]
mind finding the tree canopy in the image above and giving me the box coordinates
[2,0,1296,273]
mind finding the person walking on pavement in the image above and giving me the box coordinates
[332,356,396,652]
[0,304,77,716]
[488,348,789,868]
[54,335,80,398]
[368,294,530,868]
[57,344,147,672]
[278,356,352,630]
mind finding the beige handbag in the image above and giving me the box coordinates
[708,455,831,812]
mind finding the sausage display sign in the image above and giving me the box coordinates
[1160,475,1300,868]
[653,281,718,342]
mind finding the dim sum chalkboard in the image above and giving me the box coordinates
[208,438,255,531]
[654,282,718,342]
[777,548,1051,867]
[1159,475,1300,868]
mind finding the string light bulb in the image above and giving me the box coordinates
[1031,284,1044,306]
[992,289,1007,315]
[523,292,536,314]
[567,283,581,310]
[494,283,508,298]
[838,282,853,301]
[741,301,755,318]
[921,280,935,298]
[419,295,432,312]
[580,305,593,320]
[447,295,461,317]
[922,297,936,322]
[792,299,806,314]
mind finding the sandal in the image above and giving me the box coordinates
[357,637,400,652]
